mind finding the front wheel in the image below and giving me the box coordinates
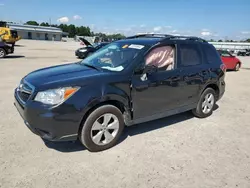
[234,63,240,71]
[80,105,124,152]
[192,88,216,118]
[0,48,6,58]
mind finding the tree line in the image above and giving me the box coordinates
[209,39,250,43]
[4,20,250,42]
[25,21,125,40]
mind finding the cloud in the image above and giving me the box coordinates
[171,30,178,33]
[201,28,209,31]
[201,31,212,36]
[0,3,4,6]
[164,26,172,29]
[241,31,250,35]
[73,15,82,20]
[153,26,162,32]
[140,24,146,28]
[57,17,69,23]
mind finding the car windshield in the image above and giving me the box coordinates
[80,42,148,71]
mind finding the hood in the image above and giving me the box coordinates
[24,63,105,89]
[79,37,92,46]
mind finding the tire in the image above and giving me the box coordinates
[234,63,240,71]
[80,105,124,152]
[0,48,6,58]
[192,88,216,118]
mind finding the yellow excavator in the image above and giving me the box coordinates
[0,21,21,58]
[0,21,21,43]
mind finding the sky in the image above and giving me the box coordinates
[1,0,250,40]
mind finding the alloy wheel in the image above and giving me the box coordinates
[0,50,5,58]
[235,64,240,71]
[202,93,215,114]
[91,113,119,146]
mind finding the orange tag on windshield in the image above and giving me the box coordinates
[122,45,129,49]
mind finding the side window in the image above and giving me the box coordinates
[179,44,202,67]
[145,45,175,71]
[202,44,222,64]
[220,51,231,57]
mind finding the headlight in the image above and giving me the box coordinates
[34,87,79,105]
[79,49,87,52]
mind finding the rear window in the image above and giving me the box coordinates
[202,44,221,64]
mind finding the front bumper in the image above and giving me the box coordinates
[75,51,88,59]
[14,90,80,141]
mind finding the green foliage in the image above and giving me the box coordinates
[246,38,250,42]
[94,32,126,41]
[24,20,126,39]
[218,39,223,42]
[26,21,39,26]
[40,22,50,27]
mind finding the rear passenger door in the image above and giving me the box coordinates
[177,43,205,106]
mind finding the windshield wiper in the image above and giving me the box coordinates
[81,63,101,71]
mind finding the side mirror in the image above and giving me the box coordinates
[143,64,158,75]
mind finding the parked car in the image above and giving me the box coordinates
[246,49,250,56]
[14,34,225,152]
[0,41,14,58]
[237,49,247,56]
[75,38,109,59]
[217,50,242,71]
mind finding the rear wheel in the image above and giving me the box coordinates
[192,88,216,118]
[80,105,124,152]
[234,63,240,71]
[0,48,6,58]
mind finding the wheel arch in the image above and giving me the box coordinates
[201,83,220,100]
[236,61,242,67]
[78,98,130,135]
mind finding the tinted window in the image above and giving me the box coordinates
[202,45,222,64]
[180,44,202,67]
[220,50,231,57]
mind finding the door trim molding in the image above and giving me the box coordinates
[126,103,196,126]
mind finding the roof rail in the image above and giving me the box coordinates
[164,35,208,43]
[125,34,207,43]
[126,34,173,39]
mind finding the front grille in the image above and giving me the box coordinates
[17,90,31,102]
[16,81,34,104]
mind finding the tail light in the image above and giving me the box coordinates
[220,64,226,72]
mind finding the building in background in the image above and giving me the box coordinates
[209,42,250,50]
[7,23,64,41]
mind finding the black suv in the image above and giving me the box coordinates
[14,34,225,152]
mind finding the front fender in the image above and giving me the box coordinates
[77,83,131,120]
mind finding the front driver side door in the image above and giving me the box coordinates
[131,44,184,120]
